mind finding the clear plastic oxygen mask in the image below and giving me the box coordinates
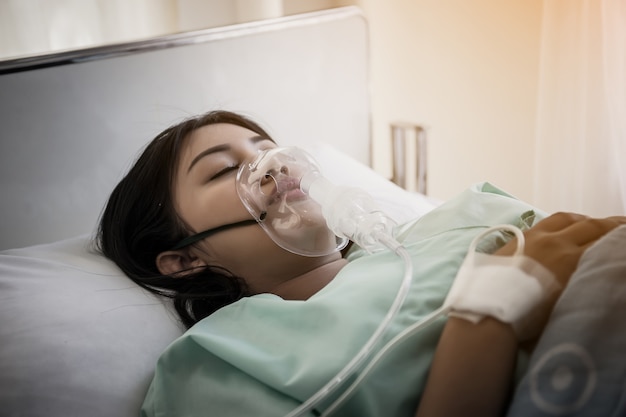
[236,147,399,256]
[238,147,546,417]
[236,147,348,256]
[238,146,413,417]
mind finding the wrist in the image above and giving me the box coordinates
[448,315,516,339]
[445,253,560,341]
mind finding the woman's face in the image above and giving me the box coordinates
[170,123,340,295]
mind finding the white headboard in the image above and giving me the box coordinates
[0,7,370,250]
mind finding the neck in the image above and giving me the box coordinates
[271,257,348,300]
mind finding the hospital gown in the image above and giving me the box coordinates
[141,182,543,417]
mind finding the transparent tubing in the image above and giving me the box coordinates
[300,173,398,254]
[321,224,527,415]
[322,304,449,416]
[285,237,413,417]
[237,147,416,416]
[285,175,414,417]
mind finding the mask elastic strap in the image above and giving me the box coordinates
[169,219,259,250]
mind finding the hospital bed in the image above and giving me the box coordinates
[0,7,436,416]
[1,6,624,417]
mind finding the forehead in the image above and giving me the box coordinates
[182,123,259,159]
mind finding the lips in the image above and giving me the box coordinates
[269,177,306,205]
[283,188,307,202]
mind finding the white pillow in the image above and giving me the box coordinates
[0,235,185,417]
[0,144,437,417]
[303,143,439,225]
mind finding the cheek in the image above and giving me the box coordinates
[202,226,280,271]
[178,182,251,233]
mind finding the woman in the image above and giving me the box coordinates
[98,110,625,417]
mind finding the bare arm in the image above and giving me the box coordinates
[414,213,626,417]
[416,317,517,417]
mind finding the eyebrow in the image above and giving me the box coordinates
[187,135,269,173]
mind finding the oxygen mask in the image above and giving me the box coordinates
[239,147,416,417]
[236,147,348,257]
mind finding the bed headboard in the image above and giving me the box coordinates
[0,6,370,251]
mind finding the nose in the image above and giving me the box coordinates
[264,165,289,180]
[259,165,292,196]
[244,148,283,178]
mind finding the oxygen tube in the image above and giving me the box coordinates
[238,148,532,416]
[285,172,415,417]
[236,147,421,416]
[319,225,529,416]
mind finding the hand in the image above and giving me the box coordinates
[496,212,626,288]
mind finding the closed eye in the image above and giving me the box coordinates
[209,165,238,181]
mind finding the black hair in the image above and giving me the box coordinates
[96,110,273,328]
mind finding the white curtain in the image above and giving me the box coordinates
[0,0,177,60]
[0,0,288,60]
[533,0,626,217]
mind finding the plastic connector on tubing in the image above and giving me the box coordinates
[300,173,397,253]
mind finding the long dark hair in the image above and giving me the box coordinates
[97,110,273,328]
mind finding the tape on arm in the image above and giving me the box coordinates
[443,226,561,341]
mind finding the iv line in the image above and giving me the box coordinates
[242,148,532,416]
[322,224,527,415]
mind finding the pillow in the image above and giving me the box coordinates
[0,144,437,417]
[507,224,626,416]
[302,143,440,225]
[0,236,185,417]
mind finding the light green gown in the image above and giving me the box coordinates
[142,182,543,417]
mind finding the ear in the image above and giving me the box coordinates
[156,249,207,277]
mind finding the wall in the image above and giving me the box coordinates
[0,0,177,59]
[0,0,545,204]
[355,0,544,203]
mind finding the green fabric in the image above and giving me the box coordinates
[142,182,546,417]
